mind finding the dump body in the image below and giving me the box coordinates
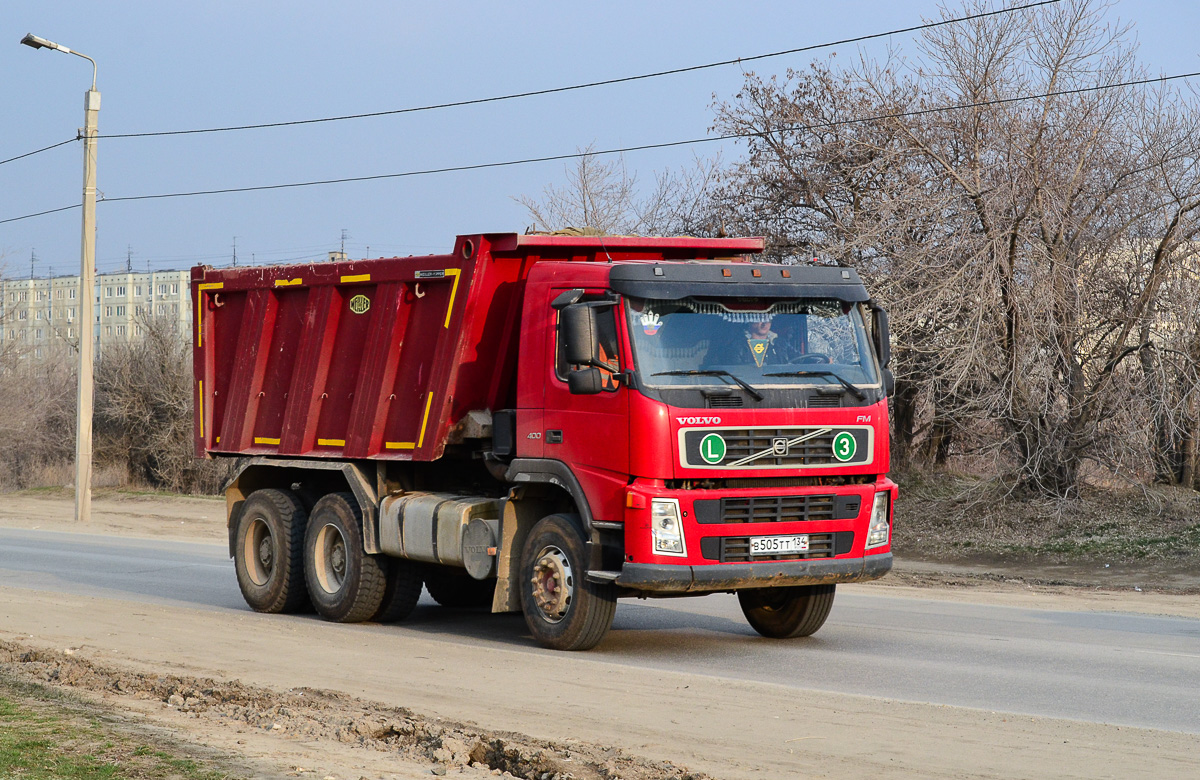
[193,233,766,461]
[192,235,522,461]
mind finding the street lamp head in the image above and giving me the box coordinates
[20,33,62,52]
[20,33,93,89]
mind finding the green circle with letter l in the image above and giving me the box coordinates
[699,433,726,464]
[832,431,857,462]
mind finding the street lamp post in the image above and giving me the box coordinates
[21,33,99,525]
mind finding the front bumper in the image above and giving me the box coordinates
[615,552,892,593]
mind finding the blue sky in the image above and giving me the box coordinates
[2,1,1197,276]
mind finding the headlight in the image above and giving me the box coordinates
[865,492,890,549]
[650,498,686,556]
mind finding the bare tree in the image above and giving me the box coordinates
[517,145,645,234]
[712,0,1200,495]
[95,315,230,493]
[516,145,724,236]
[0,352,76,489]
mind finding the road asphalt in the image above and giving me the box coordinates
[1,526,1196,734]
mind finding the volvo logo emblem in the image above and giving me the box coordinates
[772,437,789,456]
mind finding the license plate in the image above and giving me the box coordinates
[749,534,809,555]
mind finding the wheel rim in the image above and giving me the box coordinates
[243,517,273,586]
[756,590,793,612]
[313,523,348,595]
[529,544,573,623]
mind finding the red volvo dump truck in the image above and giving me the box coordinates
[193,233,896,650]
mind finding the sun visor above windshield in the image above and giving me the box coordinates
[608,263,870,302]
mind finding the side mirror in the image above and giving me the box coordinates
[567,367,603,395]
[561,304,599,366]
[871,305,891,369]
[882,368,895,396]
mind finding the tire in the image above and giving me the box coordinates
[519,514,616,651]
[424,567,496,609]
[304,492,387,623]
[737,584,836,638]
[372,558,424,623]
[233,489,309,614]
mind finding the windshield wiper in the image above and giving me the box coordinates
[652,369,764,402]
[762,369,867,401]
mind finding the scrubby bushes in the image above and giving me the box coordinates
[0,317,229,494]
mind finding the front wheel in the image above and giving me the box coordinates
[304,493,387,623]
[519,514,616,651]
[738,584,836,638]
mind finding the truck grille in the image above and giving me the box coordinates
[728,428,838,466]
[693,494,861,524]
[700,531,853,563]
[680,426,871,469]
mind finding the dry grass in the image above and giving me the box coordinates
[894,468,1200,565]
[0,675,241,780]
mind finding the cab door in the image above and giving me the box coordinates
[541,288,630,524]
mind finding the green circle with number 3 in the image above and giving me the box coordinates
[832,431,857,462]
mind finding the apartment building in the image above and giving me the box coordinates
[0,269,192,360]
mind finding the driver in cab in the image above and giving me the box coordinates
[708,315,832,368]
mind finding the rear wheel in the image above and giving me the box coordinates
[519,514,616,651]
[738,584,836,638]
[233,489,309,613]
[424,567,496,609]
[372,558,424,623]
[304,492,386,623]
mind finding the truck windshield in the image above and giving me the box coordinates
[625,296,879,390]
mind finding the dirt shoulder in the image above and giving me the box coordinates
[0,640,705,780]
[0,488,227,544]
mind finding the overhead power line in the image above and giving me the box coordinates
[0,138,76,167]
[107,1,1066,141]
[0,1,1059,168]
[1,203,80,225]
[3,65,1192,227]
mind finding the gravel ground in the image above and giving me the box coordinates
[0,640,705,780]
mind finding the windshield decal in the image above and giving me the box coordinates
[640,311,663,335]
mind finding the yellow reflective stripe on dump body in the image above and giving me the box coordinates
[384,392,434,451]
[443,269,461,328]
[196,282,223,347]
